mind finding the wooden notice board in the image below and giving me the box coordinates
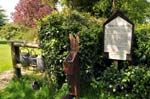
[103,11,134,60]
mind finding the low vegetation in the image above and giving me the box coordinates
[0,43,12,72]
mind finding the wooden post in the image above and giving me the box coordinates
[10,42,21,78]
[113,60,118,69]
[113,60,118,65]
[63,33,80,99]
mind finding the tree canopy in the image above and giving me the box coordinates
[61,0,150,23]
[11,0,150,26]
[0,7,6,27]
[12,0,54,27]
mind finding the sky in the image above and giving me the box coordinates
[0,0,19,22]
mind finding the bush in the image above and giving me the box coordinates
[39,10,150,98]
[90,65,150,98]
[39,10,105,87]
[0,39,7,44]
[0,75,55,99]
[0,23,38,41]
[133,23,150,66]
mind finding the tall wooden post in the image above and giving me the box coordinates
[113,60,118,69]
[63,33,80,99]
[10,42,21,78]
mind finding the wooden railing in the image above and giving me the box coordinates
[9,41,39,78]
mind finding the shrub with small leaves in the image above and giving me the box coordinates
[39,10,104,88]
[133,23,150,66]
[93,65,150,98]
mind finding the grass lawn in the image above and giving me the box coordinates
[0,44,13,72]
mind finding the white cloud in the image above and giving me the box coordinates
[0,0,19,22]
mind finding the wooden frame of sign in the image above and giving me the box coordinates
[103,11,134,61]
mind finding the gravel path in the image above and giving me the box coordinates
[0,68,42,90]
[0,70,13,89]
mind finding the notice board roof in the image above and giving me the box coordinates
[104,10,134,26]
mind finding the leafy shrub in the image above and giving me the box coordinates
[39,10,150,98]
[55,83,69,99]
[39,11,150,83]
[133,23,150,66]
[39,10,105,87]
[90,65,150,98]
[0,39,7,44]
[0,23,38,41]
[0,75,54,99]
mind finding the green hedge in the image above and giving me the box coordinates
[39,10,150,98]
[133,24,150,66]
[90,65,150,98]
[0,23,38,41]
[39,11,104,87]
[0,39,7,44]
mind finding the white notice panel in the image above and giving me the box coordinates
[104,16,132,60]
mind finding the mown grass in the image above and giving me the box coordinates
[0,44,13,72]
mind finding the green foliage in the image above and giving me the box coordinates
[0,75,54,99]
[0,75,73,99]
[0,23,38,41]
[93,0,112,17]
[0,7,6,27]
[133,23,150,66]
[38,9,150,98]
[61,0,98,12]
[39,9,150,86]
[47,0,58,7]
[61,0,150,23]
[0,39,7,44]
[93,0,150,23]
[89,65,150,99]
[55,83,69,98]
[39,11,69,88]
[39,10,104,87]
[1,69,149,99]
